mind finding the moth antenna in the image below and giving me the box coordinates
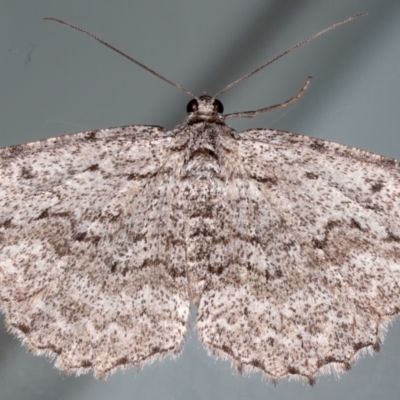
[225,76,312,119]
[214,13,367,98]
[44,17,196,99]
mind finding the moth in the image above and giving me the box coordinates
[2,13,398,385]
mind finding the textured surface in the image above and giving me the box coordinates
[2,1,400,398]
[197,128,400,383]
[1,95,400,382]
[0,126,190,378]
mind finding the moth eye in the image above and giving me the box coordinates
[186,99,198,113]
[213,99,224,114]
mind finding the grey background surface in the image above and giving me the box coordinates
[1,1,400,399]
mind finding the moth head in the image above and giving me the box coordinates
[186,94,224,122]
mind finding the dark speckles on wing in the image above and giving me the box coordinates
[1,95,400,385]
[85,131,97,141]
[74,232,87,241]
[370,181,384,193]
[304,172,319,180]
[84,164,99,172]
[21,166,35,179]
[36,208,49,220]
[1,218,12,229]
[0,123,190,378]
[350,218,363,231]
[385,230,400,242]
[197,125,400,384]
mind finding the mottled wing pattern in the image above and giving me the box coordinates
[0,126,189,378]
[197,128,400,383]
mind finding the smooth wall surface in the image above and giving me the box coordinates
[1,1,400,399]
